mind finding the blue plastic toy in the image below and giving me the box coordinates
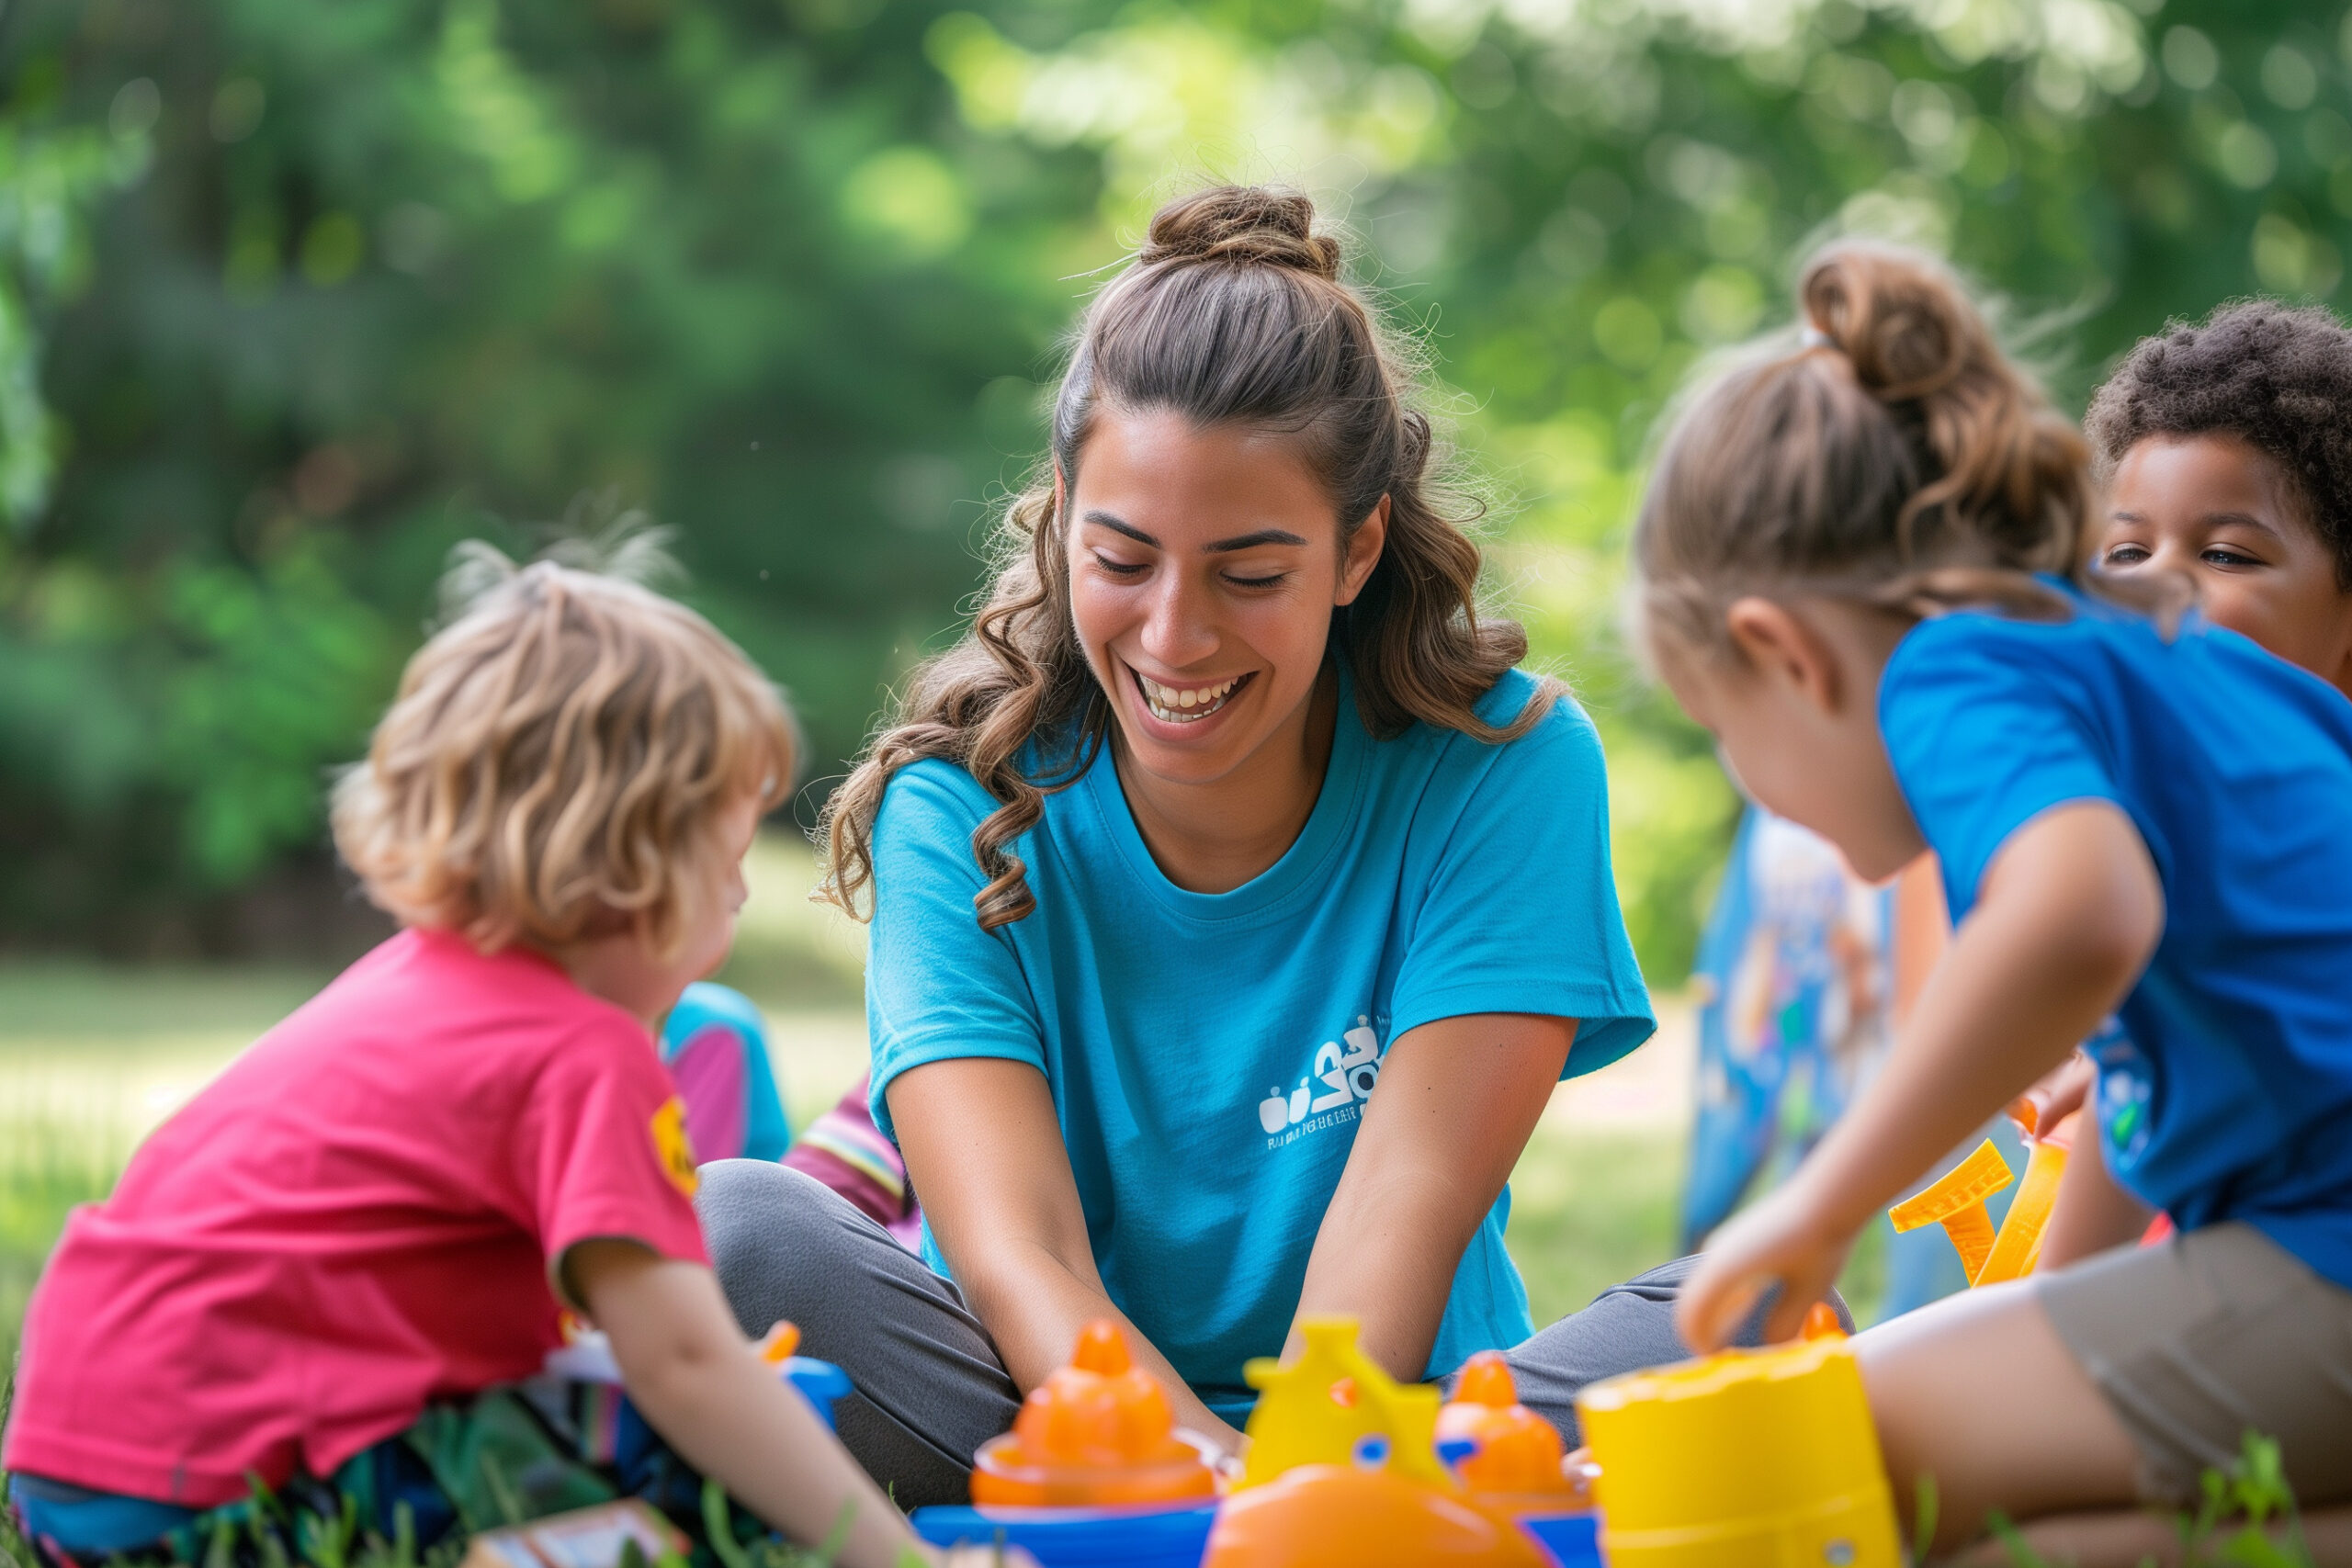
[911,1503,1219,1568]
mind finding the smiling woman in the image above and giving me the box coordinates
[689,186,1772,1510]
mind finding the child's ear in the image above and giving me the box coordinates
[1724,596,1846,716]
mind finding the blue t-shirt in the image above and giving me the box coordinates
[1879,584,2352,1287]
[865,668,1654,1418]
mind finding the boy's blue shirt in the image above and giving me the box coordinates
[865,667,1654,1419]
[1880,582,2352,1287]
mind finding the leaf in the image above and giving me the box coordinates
[479,1453,526,1529]
[1985,1511,2055,1568]
[700,1479,755,1568]
[1911,1472,1940,1563]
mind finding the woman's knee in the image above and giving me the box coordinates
[1474,1256,1854,1445]
[695,1158,889,1337]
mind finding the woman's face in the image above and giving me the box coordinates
[2102,434,2352,694]
[1066,408,1385,787]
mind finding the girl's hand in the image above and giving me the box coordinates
[2007,1049,2093,1137]
[1675,1174,1855,1353]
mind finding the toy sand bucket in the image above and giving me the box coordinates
[1576,1335,1899,1568]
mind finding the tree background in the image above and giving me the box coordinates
[1,0,2344,975]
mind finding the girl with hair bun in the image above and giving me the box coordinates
[696,186,1716,1503]
[1643,243,2352,1553]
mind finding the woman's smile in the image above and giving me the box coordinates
[1127,664,1255,729]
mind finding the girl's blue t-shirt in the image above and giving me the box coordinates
[1879,585,2352,1287]
[865,668,1654,1418]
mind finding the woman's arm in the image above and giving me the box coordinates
[888,1057,1248,1453]
[1678,801,2164,1350]
[1290,1013,1575,1382]
[569,1241,957,1568]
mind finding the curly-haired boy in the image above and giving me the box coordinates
[2087,299,2352,696]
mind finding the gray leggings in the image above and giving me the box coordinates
[696,1160,1838,1508]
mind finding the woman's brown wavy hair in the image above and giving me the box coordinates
[822,184,1557,931]
[1633,241,2128,665]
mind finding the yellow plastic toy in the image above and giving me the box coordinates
[968,1320,1220,1506]
[1576,1335,1901,1568]
[1201,1317,1548,1568]
[1888,1115,2077,1288]
[1235,1316,1447,1490]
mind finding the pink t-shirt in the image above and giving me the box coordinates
[2,929,709,1506]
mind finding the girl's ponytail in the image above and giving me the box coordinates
[1636,241,2099,656]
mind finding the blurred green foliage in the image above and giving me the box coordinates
[1,0,2346,972]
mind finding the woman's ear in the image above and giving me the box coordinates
[1723,596,1845,715]
[1335,496,1390,607]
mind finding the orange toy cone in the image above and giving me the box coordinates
[969,1321,1219,1508]
[1436,1352,1589,1511]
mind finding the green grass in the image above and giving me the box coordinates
[1505,1125,1680,1328]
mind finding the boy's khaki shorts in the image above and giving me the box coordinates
[2038,1221,2352,1507]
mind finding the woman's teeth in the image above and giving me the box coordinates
[1137,672,1242,725]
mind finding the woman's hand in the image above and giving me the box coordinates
[1290,1013,1573,1382]
[889,1057,1247,1453]
[1675,1171,1855,1352]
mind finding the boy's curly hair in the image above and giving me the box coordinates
[334,542,796,959]
[2085,300,2352,590]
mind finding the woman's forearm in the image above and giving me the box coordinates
[1292,1161,1486,1382]
[1289,1013,1574,1384]
[888,1057,1246,1451]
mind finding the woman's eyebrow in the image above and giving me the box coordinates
[1080,512,1309,553]
[1206,527,1309,552]
[1082,511,1157,547]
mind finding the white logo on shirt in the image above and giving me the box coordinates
[1258,1016,1385,1146]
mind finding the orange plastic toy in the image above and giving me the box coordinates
[1436,1352,1588,1510]
[755,1320,801,1364]
[1202,1318,1549,1568]
[1887,1138,2011,1280]
[1888,1117,2077,1288]
[1975,1116,2074,1286]
[968,1321,1219,1507]
[1203,1465,1550,1568]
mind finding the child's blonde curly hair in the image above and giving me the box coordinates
[333,542,797,959]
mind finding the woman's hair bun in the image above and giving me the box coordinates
[1139,185,1342,281]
